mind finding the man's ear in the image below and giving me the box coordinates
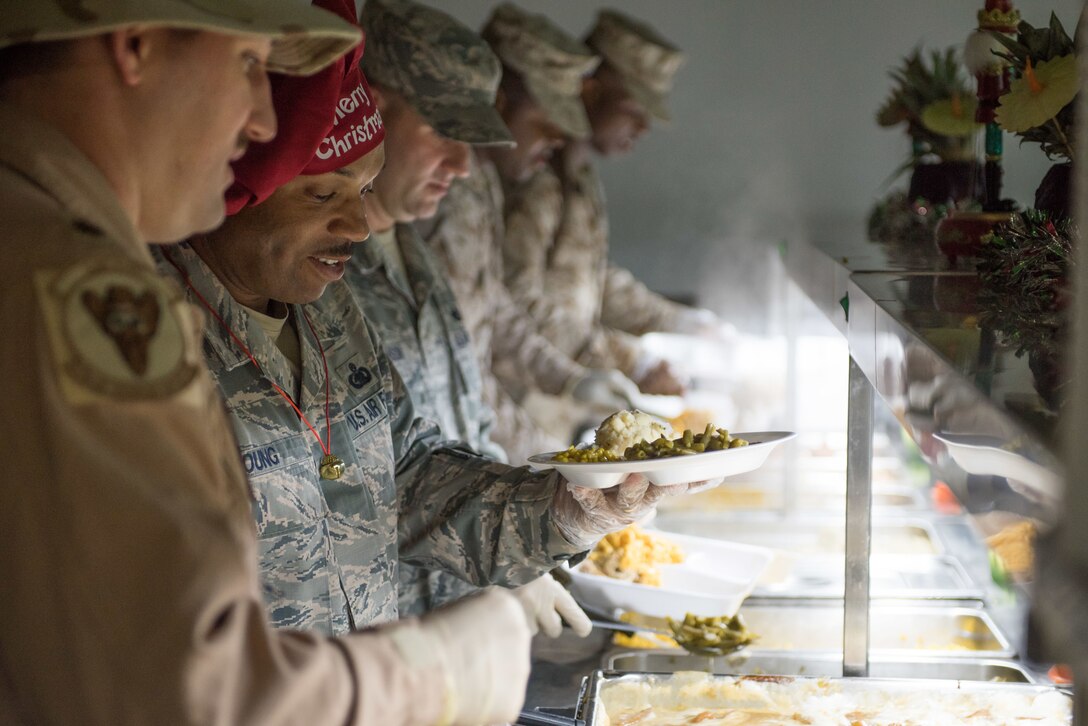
[370,83,390,113]
[581,75,601,109]
[107,26,155,86]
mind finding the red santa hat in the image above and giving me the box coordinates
[225,0,385,215]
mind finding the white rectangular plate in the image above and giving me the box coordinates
[567,531,773,619]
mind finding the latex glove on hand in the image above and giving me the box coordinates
[551,473,720,548]
[386,588,530,725]
[568,368,640,410]
[672,308,738,344]
[670,307,720,336]
[512,573,592,638]
[634,358,686,397]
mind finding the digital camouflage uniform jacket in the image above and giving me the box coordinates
[502,145,688,376]
[421,152,582,463]
[344,223,511,615]
[157,244,585,632]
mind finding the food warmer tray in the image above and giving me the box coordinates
[575,670,1072,725]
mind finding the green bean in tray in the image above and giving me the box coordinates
[552,425,748,463]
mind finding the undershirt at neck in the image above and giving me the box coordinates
[243,303,301,378]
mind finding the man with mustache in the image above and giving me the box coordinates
[422,2,641,468]
[503,9,728,397]
[0,1,507,723]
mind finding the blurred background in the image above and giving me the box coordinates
[380,0,1083,335]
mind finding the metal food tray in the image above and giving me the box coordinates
[753,553,982,600]
[733,603,1012,656]
[575,670,1072,725]
[652,513,945,556]
[603,651,1035,682]
[611,603,1012,657]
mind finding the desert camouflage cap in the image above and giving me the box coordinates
[587,9,684,123]
[361,0,513,147]
[482,3,599,140]
[0,0,362,76]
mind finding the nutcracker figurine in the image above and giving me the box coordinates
[964,0,1020,210]
[934,0,1019,263]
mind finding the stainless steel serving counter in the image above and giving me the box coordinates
[519,234,1067,716]
[782,234,1064,676]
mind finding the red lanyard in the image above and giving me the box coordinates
[162,248,344,479]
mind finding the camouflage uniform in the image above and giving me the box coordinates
[501,10,689,377]
[417,6,604,465]
[359,0,529,615]
[157,244,587,633]
[345,223,515,614]
[421,152,581,464]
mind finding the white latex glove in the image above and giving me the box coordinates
[551,473,720,548]
[568,368,640,410]
[512,573,593,638]
[670,307,720,336]
[386,588,530,725]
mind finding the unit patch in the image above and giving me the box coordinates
[37,261,199,401]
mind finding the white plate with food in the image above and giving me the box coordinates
[530,431,796,488]
[566,526,773,619]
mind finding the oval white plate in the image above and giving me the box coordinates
[528,431,796,489]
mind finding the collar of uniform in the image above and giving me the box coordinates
[0,102,149,268]
[393,222,442,306]
[161,242,274,375]
[354,223,437,308]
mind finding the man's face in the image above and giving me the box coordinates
[585,70,651,157]
[212,146,385,307]
[491,94,566,183]
[368,92,470,227]
[140,30,276,242]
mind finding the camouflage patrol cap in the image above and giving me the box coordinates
[0,0,362,76]
[361,0,513,147]
[482,3,599,140]
[587,9,684,123]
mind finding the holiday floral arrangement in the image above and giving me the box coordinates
[993,13,1078,218]
[976,209,1075,409]
[869,49,982,245]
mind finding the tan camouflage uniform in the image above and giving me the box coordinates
[0,4,500,724]
[501,10,688,377]
[157,244,586,632]
[421,152,580,463]
[418,5,604,465]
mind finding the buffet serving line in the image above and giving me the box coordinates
[511,228,1076,724]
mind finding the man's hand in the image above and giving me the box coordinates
[389,588,531,725]
[569,369,640,410]
[671,307,721,337]
[635,359,686,396]
[512,573,592,638]
[551,474,718,548]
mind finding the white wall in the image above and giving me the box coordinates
[381,1,1084,330]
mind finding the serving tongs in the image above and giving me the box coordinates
[515,708,586,726]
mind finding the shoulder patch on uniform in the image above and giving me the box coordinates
[36,259,199,402]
